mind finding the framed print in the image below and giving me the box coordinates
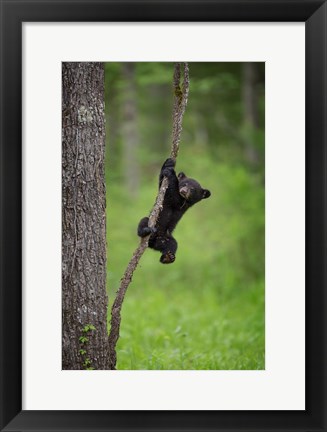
[1,1,326,431]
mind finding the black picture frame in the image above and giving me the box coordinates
[1,1,326,431]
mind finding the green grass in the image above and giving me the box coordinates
[115,281,264,370]
[106,149,265,370]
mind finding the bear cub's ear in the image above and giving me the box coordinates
[202,189,211,199]
[178,172,186,180]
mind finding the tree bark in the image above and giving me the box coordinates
[62,62,110,370]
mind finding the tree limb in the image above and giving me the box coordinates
[108,62,190,370]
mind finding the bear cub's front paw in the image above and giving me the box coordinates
[163,158,176,168]
[162,158,176,178]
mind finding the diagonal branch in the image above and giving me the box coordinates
[108,62,190,370]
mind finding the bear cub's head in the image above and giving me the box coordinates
[177,172,211,205]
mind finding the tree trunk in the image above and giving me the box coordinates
[122,62,139,198]
[62,62,110,370]
[242,62,260,165]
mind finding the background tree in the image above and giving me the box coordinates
[242,62,261,165]
[121,62,140,198]
[62,62,110,370]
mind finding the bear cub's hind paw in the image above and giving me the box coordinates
[160,251,176,264]
[137,217,157,237]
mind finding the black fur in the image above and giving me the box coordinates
[138,158,211,264]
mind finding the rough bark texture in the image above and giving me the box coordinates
[108,63,189,370]
[171,63,189,160]
[62,62,110,370]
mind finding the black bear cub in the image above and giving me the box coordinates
[138,158,211,264]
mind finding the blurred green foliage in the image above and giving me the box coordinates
[105,62,265,370]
